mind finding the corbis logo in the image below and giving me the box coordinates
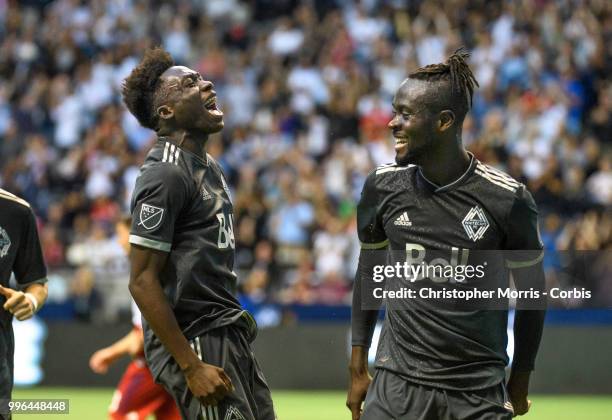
[0,227,11,258]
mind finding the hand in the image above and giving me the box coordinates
[507,371,532,417]
[89,348,116,374]
[0,285,36,321]
[346,368,372,420]
[183,362,234,407]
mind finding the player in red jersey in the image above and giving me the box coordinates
[89,216,180,420]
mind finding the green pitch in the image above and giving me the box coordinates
[11,387,612,419]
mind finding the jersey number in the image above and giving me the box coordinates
[216,212,235,249]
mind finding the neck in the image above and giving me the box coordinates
[159,129,208,159]
[418,138,470,187]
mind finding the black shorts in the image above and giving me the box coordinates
[362,368,513,420]
[158,325,276,420]
[0,329,13,420]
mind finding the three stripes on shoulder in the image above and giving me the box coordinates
[474,163,519,193]
[162,141,181,165]
[0,188,30,208]
[374,161,520,193]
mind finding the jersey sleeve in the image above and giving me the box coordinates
[129,164,189,252]
[504,185,544,269]
[357,171,388,249]
[14,207,47,286]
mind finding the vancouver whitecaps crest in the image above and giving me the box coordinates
[462,206,489,242]
[0,227,10,258]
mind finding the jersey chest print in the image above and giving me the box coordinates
[0,226,10,258]
[216,212,235,249]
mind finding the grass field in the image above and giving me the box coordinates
[11,388,612,419]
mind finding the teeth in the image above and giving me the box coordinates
[395,138,408,144]
[203,96,222,116]
[204,97,216,108]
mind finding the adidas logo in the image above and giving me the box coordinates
[394,212,412,227]
[201,185,213,201]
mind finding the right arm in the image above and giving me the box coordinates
[129,237,233,406]
[129,246,199,372]
[347,170,387,420]
[347,249,385,420]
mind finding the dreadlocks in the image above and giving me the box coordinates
[121,47,175,130]
[408,48,479,120]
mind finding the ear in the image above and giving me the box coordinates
[157,105,174,120]
[438,110,455,132]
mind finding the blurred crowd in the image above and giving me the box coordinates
[0,0,610,317]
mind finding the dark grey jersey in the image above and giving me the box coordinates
[356,154,543,390]
[0,189,47,399]
[0,189,47,323]
[130,139,247,378]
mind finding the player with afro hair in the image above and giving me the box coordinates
[123,47,275,420]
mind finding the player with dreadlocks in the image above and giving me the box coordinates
[347,49,546,419]
[122,47,275,420]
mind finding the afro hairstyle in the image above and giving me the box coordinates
[121,47,175,130]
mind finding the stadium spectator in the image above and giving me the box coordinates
[0,0,609,314]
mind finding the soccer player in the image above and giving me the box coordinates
[0,188,48,420]
[347,49,546,420]
[89,216,180,420]
[122,47,275,420]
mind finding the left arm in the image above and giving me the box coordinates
[504,186,547,416]
[508,263,546,416]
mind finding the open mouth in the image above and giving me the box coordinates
[394,137,409,152]
[203,95,223,117]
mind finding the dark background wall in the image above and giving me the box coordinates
[36,321,612,394]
